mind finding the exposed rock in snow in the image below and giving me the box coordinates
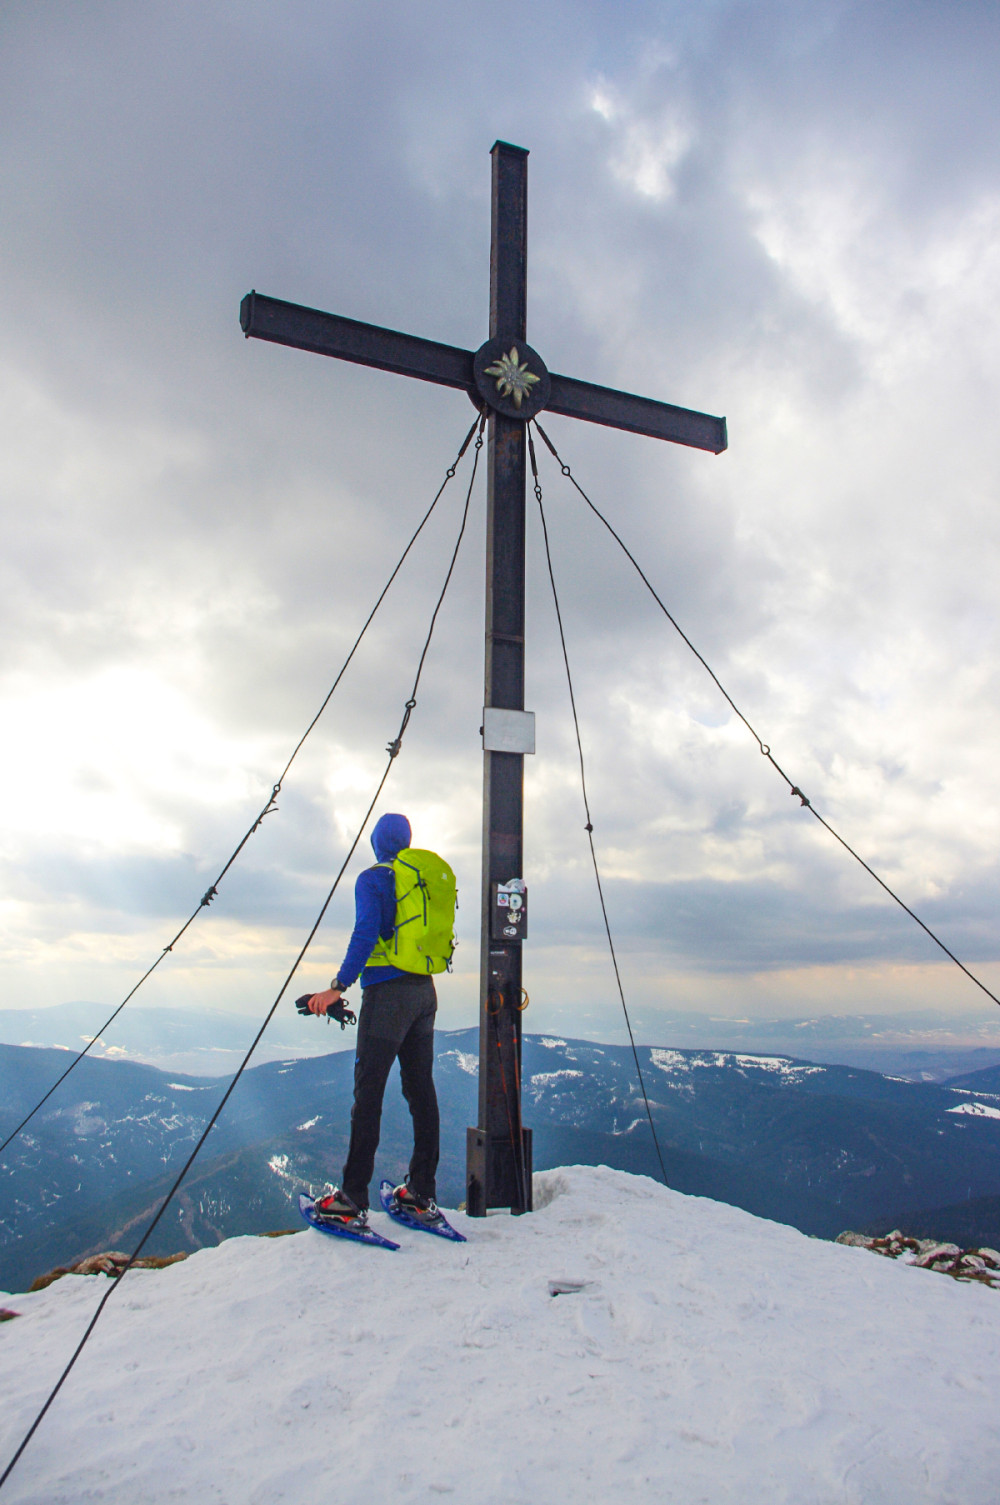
[2,1167,999,1503]
[835,1228,1000,1287]
[28,1248,189,1292]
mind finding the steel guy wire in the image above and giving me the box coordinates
[532,418,1000,1014]
[0,414,483,1160]
[528,427,670,1187]
[0,413,485,1495]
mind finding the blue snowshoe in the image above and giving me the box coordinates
[298,1192,399,1251]
[378,1180,467,1242]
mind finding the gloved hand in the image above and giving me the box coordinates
[295,994,357,1030]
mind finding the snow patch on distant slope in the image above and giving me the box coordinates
[650,1048,688,1071]
[730,1054,825,1079]
[649,1048,824,1083]
[530,1070,584,1090]
[439,1049,478,1075]
[947,1101,1000,1119]
[70,1104,106,1137]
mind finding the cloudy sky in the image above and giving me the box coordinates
[3,0,1000,1044]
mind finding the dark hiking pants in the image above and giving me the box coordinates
[340,973,439,1210]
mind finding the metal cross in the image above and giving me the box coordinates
[240,140,726,1217]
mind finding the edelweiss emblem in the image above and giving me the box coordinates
[483,347,541,409]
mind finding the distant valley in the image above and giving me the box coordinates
[4,1001,1000,1079]
[4,1028,1000,1292]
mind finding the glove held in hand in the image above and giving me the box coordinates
[295,994,357,1030]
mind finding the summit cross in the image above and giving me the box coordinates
[240,140,726,1217]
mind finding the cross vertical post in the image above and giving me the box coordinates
[239,140,726,1219]
[466,142,532,1216]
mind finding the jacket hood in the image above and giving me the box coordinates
[371,812,411,862]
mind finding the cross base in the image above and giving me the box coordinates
[465,1126,533,1216]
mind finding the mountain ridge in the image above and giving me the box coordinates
[6,1002,1000,1079]
[5,1030,1000,1290]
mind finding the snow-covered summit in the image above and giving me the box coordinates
[2,1166,998,1503]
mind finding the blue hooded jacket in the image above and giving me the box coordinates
[335,813,412,989]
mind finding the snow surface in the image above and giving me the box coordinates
[1,1166,999,1504]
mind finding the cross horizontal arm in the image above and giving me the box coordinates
[240,291,726,453]
[546,373,727,454]
[240,291,475,392]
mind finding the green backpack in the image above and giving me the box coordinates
[366,847,457,975]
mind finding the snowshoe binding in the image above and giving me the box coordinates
[299,1191,399,1250]
[379,1179,467,1242]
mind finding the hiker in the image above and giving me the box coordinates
[302,812,456,1232]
